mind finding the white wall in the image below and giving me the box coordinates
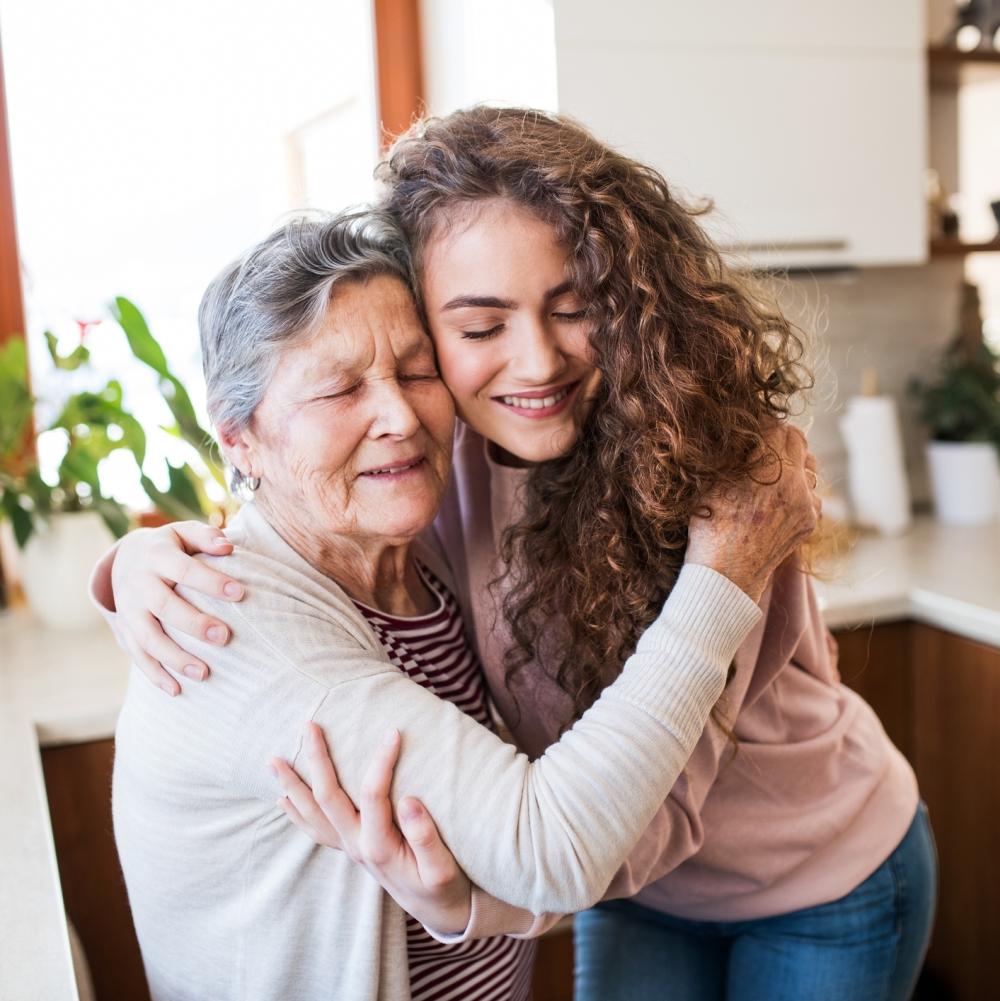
[420,0,557,115]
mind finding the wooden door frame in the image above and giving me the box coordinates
[0,36,25,346]
[372,0,424,147]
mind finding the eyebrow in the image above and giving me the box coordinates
[397,336,435,362]
[440,281,576,312]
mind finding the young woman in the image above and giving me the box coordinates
[94,108,935,1000]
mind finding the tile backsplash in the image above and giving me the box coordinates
[766,260,966,507]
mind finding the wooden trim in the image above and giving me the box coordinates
[372,0,424,148]
[0,40,25,346]
[930,237,1000,257]
[0,37,28,608]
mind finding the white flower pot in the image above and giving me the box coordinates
[20,511,116,629]
[925,441,1000,526]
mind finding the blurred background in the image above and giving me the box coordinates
[1,0,999,532]
[2,3,1000,1001]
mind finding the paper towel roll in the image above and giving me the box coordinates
[839,395,912,535]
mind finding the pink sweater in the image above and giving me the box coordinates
[436,422,919,923]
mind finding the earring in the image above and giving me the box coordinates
[248,476,261,492]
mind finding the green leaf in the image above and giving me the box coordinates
[113,412,148,466]
[0,339,34,462]
[58,443,102,489]
[109,296,225,485]
[0,337,28,381]
[139,473,203,521]
[111,296,170,375]
[0,490,35,548]
[91,496,130,539]
[48,383,148,470]
[167,462,207,516]
[44,330,90,370]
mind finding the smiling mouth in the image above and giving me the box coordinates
[493,381,581,417]
[359,457,425,478]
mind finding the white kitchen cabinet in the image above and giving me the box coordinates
[555,0,923,52]
[553,1,927,268]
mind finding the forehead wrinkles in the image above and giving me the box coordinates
[323,278,424,361]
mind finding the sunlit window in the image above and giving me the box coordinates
[2,0,379,507]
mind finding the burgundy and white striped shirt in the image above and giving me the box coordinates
[352,560,536,1001]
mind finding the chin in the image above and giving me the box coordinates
[498,425,580,464]
[373,505,439,541]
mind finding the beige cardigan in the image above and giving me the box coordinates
[111,501,761,1001]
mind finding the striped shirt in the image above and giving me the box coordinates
[353,560,536,1001]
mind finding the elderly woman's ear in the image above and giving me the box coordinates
[217,424,262,489]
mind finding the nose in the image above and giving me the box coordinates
[507,318,569,385]
[368,377,421,439]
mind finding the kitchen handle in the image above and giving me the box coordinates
[719,238,850,253]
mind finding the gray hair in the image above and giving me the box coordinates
[198,209,414,491]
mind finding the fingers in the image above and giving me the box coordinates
[134,610,212,681]
[397,797,459,890]
[121,630,180,696]
[270,756,348,851]
[359,730,403,866]
[149,582,231,647]
[277,793,311,832]
[302,723,364,850]
[157,541,244,604]
[170,521,235,558]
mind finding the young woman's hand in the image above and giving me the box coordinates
[685,423,822,604]
[108,522,245,695]
[271,722,472,937]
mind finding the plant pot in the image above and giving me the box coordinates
[20,511,116,629]
[925,441,1000,525]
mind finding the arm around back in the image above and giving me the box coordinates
[170,512,761,916]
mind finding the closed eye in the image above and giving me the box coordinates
[461,324,505,341]
[318,383,361,401]
[553,309,588,321]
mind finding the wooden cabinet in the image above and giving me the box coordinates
[42,739,149,1001]
[834,620,914,760]
[553,0,927,269]
[835,620,1000,1001]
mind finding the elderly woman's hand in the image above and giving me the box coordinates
[685,422,821,604]
[271,722,472,937]
[107,521,245,695]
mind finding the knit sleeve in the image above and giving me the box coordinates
[177,556,760,916]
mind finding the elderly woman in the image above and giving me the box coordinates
[110,209,814,1001]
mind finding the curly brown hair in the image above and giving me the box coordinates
[378,106,813,730]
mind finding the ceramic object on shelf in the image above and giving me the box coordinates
[19,511,115,629]
[926,440,1000,525]
[840,393,912,536]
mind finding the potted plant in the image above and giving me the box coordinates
[0,300,227,627]
[909,282,1000,525]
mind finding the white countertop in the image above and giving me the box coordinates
[0,616,129,1001]
[814,517,1000,643]
[3,514,1000,1000]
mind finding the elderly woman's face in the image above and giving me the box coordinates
[240,276,454,543]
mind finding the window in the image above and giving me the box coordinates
[2,0,380,506]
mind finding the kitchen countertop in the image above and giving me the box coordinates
[3,513,1000,1000]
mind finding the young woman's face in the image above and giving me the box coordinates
[420,199,602,465]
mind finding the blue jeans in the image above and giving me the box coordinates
[575,803,937,1001]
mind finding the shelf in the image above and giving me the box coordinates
[928,46,1000,87]
[930,236,1000,257]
